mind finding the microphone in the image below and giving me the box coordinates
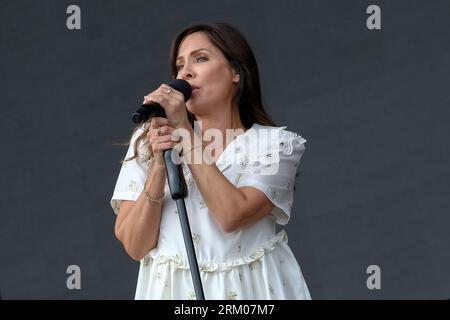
[131,79,192,124]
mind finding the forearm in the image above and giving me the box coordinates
[117,164,166,260]
[191,164,246,231]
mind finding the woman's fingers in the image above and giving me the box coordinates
[151,140,177,154]
[149,117,170,129]
[144,85,182,101]
[142,84,188,129]
[155,141,176,152]
[152,125,175,136]
[146,120,178,154]
[151,134,172,143]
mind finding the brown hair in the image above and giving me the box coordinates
[121,22,276,163]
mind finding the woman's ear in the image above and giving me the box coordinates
[232,70,240,83]
[230,61,240,83]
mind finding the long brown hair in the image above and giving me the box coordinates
[121,22,276,163]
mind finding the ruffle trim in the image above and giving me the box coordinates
[279,133,307,156]
[142,230,288,273]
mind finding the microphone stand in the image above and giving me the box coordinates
[132,90,204,300]
[163,148,205,300]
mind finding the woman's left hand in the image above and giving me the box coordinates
[143,84,190,129]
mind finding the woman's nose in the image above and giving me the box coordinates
[178,66,195,80]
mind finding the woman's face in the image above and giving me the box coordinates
[175,32,239,115]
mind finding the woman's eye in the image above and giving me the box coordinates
[176,56,207,71]
[195,56,207,62]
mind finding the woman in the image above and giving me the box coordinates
[110,23,311,300]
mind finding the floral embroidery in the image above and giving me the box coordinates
[141,255,150,267]
[269,284,275,296]
[156,272,161,280]
[168,254,181,269]
[249,260,259,271]
[128,180,138,192]
[238,156,247,167]
[199,199,207,209]
[188,178,195,187]
[187,291,196,300]
[192,233,201,244]
[228,291,237,300]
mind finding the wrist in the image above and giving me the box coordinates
[148,159,166,175]
[143,189,165,204]
[176,119,193,132]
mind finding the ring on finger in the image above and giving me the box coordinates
[157,127,163,136]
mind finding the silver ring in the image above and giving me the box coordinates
[157,127,163,136]
[166,88,173,95]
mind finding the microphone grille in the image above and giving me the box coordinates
[167,79,192,102]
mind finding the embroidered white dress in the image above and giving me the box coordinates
[110,123,311,300]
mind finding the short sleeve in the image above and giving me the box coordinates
[110,128,150,215]
[236,128,307,225]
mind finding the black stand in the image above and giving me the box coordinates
[163,149,205,300]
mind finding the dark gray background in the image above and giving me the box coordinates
[1,0,449,299]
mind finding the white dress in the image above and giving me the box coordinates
[110,123,311,300]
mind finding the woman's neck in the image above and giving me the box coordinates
[193,107,246,158]
[195,108,245,136]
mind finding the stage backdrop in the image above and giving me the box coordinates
[1,0,449,299]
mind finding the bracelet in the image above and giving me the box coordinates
[144,189,165,204]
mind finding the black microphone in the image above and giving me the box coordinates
[131,79,192,124]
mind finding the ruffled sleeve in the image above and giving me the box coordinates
[236,127,307,225]
[110,127,151,215]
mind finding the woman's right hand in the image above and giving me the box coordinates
[146,117,179,167]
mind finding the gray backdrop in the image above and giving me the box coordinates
[1,0,449,299]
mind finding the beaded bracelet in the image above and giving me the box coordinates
[144,189,165,204]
